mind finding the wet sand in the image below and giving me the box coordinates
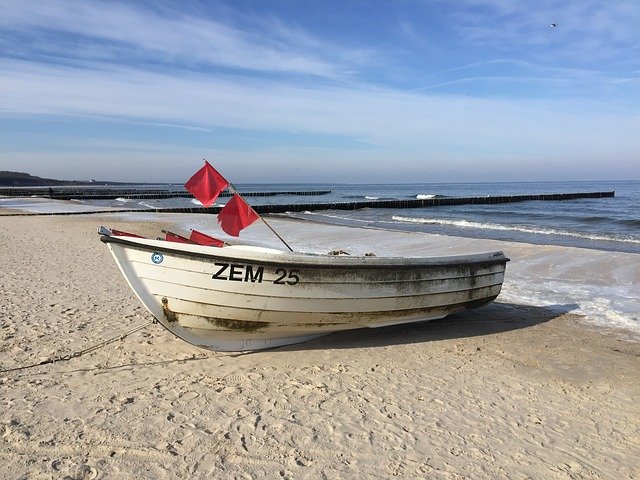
[1,213,639,479]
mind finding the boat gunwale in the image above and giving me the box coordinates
[130,257,504,286]
[100,235,510,269]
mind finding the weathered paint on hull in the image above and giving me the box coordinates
[101,234,508,351]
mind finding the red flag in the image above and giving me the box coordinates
[184,160,229,207]
[165,231,195,244]
[189,229,224,247]
[217,194,260,237]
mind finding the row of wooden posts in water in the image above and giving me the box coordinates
[160,191,616,214]
[0,187,332,200]
[0,189,614,216]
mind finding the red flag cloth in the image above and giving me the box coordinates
[184,160,229,208]
[217,194,260,237]
[165,231,195,243]
[189,229,224,247]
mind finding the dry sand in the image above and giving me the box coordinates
[1,213,639,479]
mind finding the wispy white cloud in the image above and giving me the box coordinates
[2,58,637,155]
[0,0,363,78]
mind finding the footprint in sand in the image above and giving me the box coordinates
[166,411,190,424]
[169,390,200,407]
[51,459,98,480]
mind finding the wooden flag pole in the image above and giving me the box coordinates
[259,217,294,253]
[228,183,294,252]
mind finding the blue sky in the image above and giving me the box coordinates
[1,0,639,183]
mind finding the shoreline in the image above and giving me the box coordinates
[278,211,640,255]
[1,212,639,478]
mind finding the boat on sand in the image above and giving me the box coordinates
[100,227,509,351]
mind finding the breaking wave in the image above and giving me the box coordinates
[341,195,396,201]
[391,216,640,244]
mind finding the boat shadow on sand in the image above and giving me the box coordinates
[58,302,579,373]
[272,301,580,352]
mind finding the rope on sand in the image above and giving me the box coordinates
[0,321,154,374]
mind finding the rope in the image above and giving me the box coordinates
[0,321,154,374]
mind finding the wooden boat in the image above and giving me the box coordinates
[99,226,509,351]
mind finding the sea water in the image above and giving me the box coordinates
[284,181,640,255]
[47,180,639,254]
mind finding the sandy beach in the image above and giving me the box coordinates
[1,212,639,479]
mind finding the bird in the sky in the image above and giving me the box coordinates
[550,23,558,27]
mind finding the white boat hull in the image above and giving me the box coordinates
[101,233,508,351]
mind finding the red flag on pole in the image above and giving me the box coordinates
[184,160,229,207]
[189,229,225,247]
[165,231,195,244]
[217,194,260,237]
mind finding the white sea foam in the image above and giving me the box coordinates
[191,198,224,207]
[391,216,640,244]
[416,194,436,199]
[0,198,114,213]
[365,196,380,200]
[116,197,131,203]
[138,201,156,209]
[297,211,377,224]
[500,280,640,335]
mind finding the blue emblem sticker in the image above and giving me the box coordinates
[151,252,164,264]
